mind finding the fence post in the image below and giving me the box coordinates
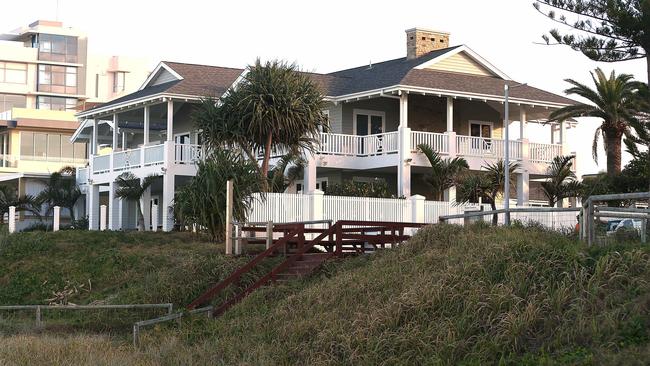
[266,221,273,250]
[151,204,158,232]
[35,305,42,328]
[311,189,324,221]
[8,205,15,233]
[410,195,425,224]
[225,180,233,255]
[53,206,60,232]
[133,324,139,347]
[100,205,107,231]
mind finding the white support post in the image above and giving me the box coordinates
[92,119,98,155]
[143,105,150,145]
[151,204,158,232]
[162,173,175,232]
[141,187,151,232]
[100,205,107,231]
[225,180,233,255]
[112,114,119,150]
[398,92,411,198]
[559,120,569,155]
[410,195,425,223]
[88,184,100,230]
[8,205,15,233]
[166,99,174,142]
[108,181,120,230]
[517,171,530,207]
[443,187,456,203]
[519,107,527,140]
[446,96,454,132]
[53,206,60,232]
[303,153,317,194]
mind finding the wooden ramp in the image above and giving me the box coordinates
[187,221,425,317]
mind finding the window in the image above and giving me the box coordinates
[0,94,26,112]
[321,109,330,132]
[0,62,27,84]
[38,65,77,94]
[112,71,126,92]
[20,132,86,162]
[37,96,78,111]
[38,34,78,63]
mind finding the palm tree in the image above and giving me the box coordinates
[457,160,520,226]
[549,68,645,176]
[114,173,157,231]
[195,59,328,189]
[418,144,469,201]
[0,185,39,224]
[268,152,305,193]
[174,149,263,241]
[37,167,81,223]
[540,155,582,207]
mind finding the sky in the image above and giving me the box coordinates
[2,0,647,177]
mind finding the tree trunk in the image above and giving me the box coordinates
[604,131,623,176]
[491,201,498,226]
[136,201,144,232]
[260,134,273,191]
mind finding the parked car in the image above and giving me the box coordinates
[606,219,643,236]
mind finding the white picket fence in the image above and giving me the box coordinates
[244,192,580,234]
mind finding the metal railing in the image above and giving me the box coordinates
[132,306,212,347]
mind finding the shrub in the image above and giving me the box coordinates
[325,180,394,198]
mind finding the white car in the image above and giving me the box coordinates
[613,219,644,235]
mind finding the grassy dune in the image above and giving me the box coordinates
[2,224,650,365]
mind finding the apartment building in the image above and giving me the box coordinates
[0,20,150,228]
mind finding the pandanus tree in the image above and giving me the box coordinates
[418,144,469,201]
[114,173,157,231]
[36,166,82,222]
[549,68,645,176]
[0,185,39,224]
[540,155,582,207]
[194,59,328,190]
[456,160,520,226]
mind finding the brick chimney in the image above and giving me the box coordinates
[406,28,450,59]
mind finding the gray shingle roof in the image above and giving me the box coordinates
[83,46,575,114]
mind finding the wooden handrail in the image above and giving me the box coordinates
[186,227,300,310]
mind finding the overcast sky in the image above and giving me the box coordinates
[3,0,647,177]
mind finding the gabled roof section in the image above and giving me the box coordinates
[78,61,244,118]
[413,45,510,79]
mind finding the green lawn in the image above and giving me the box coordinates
[1,224,650,365]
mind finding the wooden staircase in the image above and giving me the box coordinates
[187,220,425,317]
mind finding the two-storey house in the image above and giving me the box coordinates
[72,28,576,231]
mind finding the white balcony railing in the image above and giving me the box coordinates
[318,132,398,157]
[175,144,203,164]
[144,144,165,166]
[92,154,110,174]
[530,143,563,163]
[456,135,522,160]
[113,148,141,171]
[411,131,449,154]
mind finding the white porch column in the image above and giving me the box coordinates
[143,105,150,145]
[443,186,456,203]
[140,181,151,231]
[112,114,119,150]
[108,181,121,230]
[53,206,60,232]
[91,118,98,155]
[100,205,107,231]
[559,120,569,155]
[398,92,411,197]
[162,173,175,232]
[517,171,530,207]
[166,99,174,142]
[519,107,527,140]
[446,96,454,132]
[310,189,324,221]
[88,184,100,230]
[303,153,317,194]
